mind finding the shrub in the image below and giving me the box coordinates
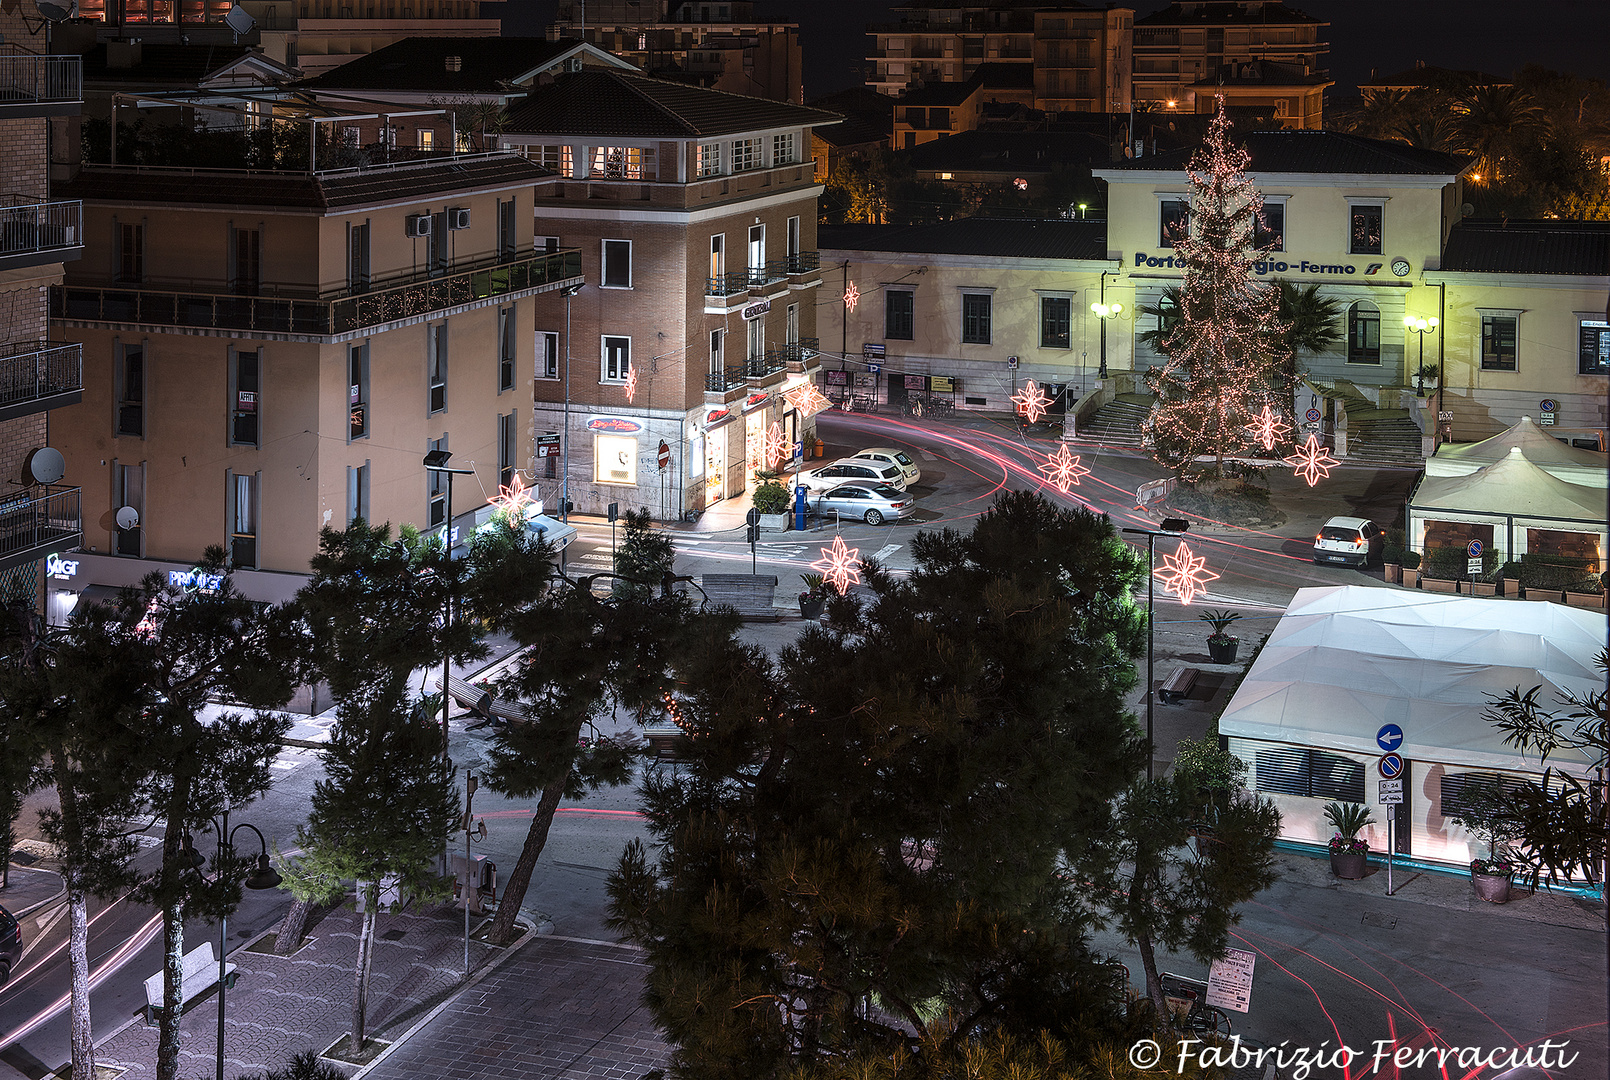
[1324,801,1374,853]
[1400,549,1421,570]
[1518,553,1602,593]
[752,481,791,515]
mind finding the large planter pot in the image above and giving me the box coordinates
[1470,581,1497,597]
[1421,576,1457,594]
[1401,568,1419,589]
[799,596,826,620]
[1471,867,1512,904]
[1206,637,1239,664]
[1382,562,1402,585]
[1565,591,1606,609]
[1330,850,1369,880]
[759,512,791,531]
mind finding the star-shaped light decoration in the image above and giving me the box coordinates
[762,421,790,469]
[623,366,639,403]
[1037,444,1090,493]
[783,381,832,418]
[842,279,860,312]
[1011,380,1053,424]
[810,534,862,596]
[1248,405,1291,452]
[1153,542,1220,606]
[487,474,535,525]
[1284,433,1339,488]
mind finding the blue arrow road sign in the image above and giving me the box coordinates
[1378,753,1404,779]
[1376,724,1403,752]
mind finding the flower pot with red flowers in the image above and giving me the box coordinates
[1199,608,1241,664]
[1448,775,1522,904]
[1324,801,1373,879]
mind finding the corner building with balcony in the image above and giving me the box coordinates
[499,70,836,518]
[0,13,85,612]
[48,124,580,607]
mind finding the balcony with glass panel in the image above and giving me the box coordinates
[0,341,82,421]
[0,485,81,576]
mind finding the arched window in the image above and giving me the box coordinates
[1347,300,1380,364]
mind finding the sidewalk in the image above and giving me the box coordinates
[0,864,65,917]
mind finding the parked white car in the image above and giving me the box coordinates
[851,446,921,487]
[1313,516,1384,568]
[798,458,907,492]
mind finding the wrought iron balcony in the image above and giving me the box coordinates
[746,354,787,380]
[0,341,82,420]
[705,366,746,393]
[706,254,819,298]
[777,338,820,365]
[0,54,82,115]
[0,198,82,268]
[0,485,81,575]
[772,251,820,276]
[53,248,582,339]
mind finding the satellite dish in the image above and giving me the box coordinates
[33,0,77,20]
[223,4,256,34]
[1461,202,1475,218]
[25,446,65,484]
[115,505,140,530]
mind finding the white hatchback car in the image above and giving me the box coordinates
[798,458,907,492]
[1313,516,1384,568]
[851,447,921,488]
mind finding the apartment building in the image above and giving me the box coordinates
[495,69,838,519]
[0,11,85,612]
[46,96,580,611]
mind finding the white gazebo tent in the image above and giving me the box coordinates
[1429,415,1608,487]
[1218,586,1606,870]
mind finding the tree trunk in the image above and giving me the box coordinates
[66,889,95,1080]
[155,902,185,1080]
[485,773,567,945]
[351,898,377,1052]
[1135,924,1168,1025]
[274,896,317,955]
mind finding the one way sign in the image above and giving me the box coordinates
[1376,724,1403,752]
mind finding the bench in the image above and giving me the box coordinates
[701,574,780,622]
[438,674,494,720]
[643,726,689,768]
[144,941,235,1025]
[1158,667,1200,704]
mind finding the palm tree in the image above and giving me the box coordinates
[1453,84,1549,183]
[1135,285,1183,356]
[1275,280,1342,367]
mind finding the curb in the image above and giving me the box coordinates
[13,879,67,919]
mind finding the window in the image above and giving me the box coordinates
[537,331,558,380]
[602,336,630,383]
[589,146,651,179]
[697,141,722,176]
[595,433,637,485]
[709,233,724,284]
[786,302,799,345]
[229,471,258,569]
[417,127,434,150]
[1346,301,1380,364]
[747,224,765,283]
[114,461,143,556]
[535,234,560,254]
[427,435,448,529]
[747,315,763,362]
[497,198,517,260]
[427,321,448,413]
[1039,296,1072,349]
[349,343,369,441]
[116,341,145,438]
[1159,198,1189,247]
[602,239,632,288]
[347,461,370,526]
[347,220,370,292]
[1253,746,1365,803]
[710,328,724,374]
[118,221,144,283]
[961,292,992,345]
[229,347,260,446]
[229,226,261,295]
[1256,199,1285,251]
[498,306,516,392]
[930,107,950,130]
[731,137,761,172]
[1349,202,1384,255]
[786,216,801,258]
[772,132,796,164]
[498,410,516,489]
[885,289,914,339]
[1580,318,1610,375]
[427,209,449,274]
[1481,312,1519,370]
[1440,772,1531,823]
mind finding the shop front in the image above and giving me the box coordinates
[44,551,310,626]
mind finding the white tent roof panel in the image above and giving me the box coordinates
[1430,415,1608,487]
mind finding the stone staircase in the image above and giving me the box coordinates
[1072,395,1150,447]
[1329,382,1423,466]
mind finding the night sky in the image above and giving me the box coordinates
[496,0,1610,101]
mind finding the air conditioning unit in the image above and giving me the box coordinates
[448,208,471,231]
[405,214,432,238]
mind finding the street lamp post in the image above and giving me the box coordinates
[1122,518,1190,781]
[559,283,585,525]
[422,449,476,755]
[1404,314,1439,395]
[1091,272,1122,380]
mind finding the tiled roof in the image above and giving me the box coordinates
[900,71,984,107]
[1136,1,1323,27]
[300,37,577,92]
[502,70,840,139]
[819,218,1107,262]
[1099,130,1466,176]
[56,155,551,211]
[1441,220,1610,277]
[80,43,259,83]
[906,129,1110,173]
[1193,60,1331,87]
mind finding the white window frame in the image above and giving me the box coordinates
[1156,193,1190,249]
[772,131,796,165]
[536,330,559,380]
[1256,194,1288,252]
[601,239,633,289]
[710,327,724,374]
[417,127,435,150]
[732,136,761,173]
[498,305,517,393]
[710,233,725,282]
[427,320,448,415]
[347,459,370,526]
[698,141,722,176]
[601,335,631,384]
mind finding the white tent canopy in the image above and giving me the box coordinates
[1412,447,1607,523]
[1430,415,1608,488]
[1218,586,1606,775]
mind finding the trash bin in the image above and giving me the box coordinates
[813,438,825,459]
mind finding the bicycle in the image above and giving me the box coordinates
[1158,972,1233,1036]
[902,397,926,418]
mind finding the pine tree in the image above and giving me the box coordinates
[1143,98,1294,477]
[612,508,676,601]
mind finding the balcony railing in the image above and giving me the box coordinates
[706,253,820,297]
[0,54,82,109]
[744,353,787,380]
[53,248,582,338]
[705,366,745,393]
[0,341,81,417]
[0,485,81,570]
[773,251,820,276]
[0,198,81,262]
[776,338,819,365]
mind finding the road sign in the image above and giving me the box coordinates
[862,343,885,360]
[1468,558,1483,576]
[1540,398,1558,412]
[657,440,671,470]
[793,440,804,462]
[1375,724,1403,752]
[1540,412,1556,426]
[1378,752,1404,779]
[1205,949,1255,1013]
[1305,407,1322,423]
[1468,539,1483,558]
[867,362,882,374]
[1007,355,1019,369]
[745,508,761,527]
[1379,779,1404,805]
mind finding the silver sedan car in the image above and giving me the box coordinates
[810,483,914,526]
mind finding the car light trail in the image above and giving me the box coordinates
[0,908,164,1051]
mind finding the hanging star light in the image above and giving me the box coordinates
[842,279,860,312]
[783,381,832,417]
[487,474,535,524]
[1037,444,1090,493]
[762,420,790,468]
[1153,542,1220,606]
[1011,379,1053,424]
[1248,404,1291,452]
[810,534,861,595]
[623,366,639,403]
[1284,433,1339,487]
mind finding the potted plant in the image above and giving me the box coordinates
[1324,801,1373,879]
[1419,546,1460,593]
[1447,775,1522,904]
[1413,362,1440,397]
[753,480,792,529]
[798,572,828,620]
[1199,609,1241,664]
[1399,549,1421,589]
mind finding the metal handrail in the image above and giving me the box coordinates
[746,354,787,379]
[0,199,81,259]
[705,367,745,393]
[0,341,81,408]
[0,55,81,105]
[0,485,81,558]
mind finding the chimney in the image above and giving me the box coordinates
[445,55,462,72]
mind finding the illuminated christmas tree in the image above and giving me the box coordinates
[1143,99,1293,477]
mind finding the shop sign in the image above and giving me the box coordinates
[586,416,643,434]
[169,567,224,594]
[535,433,561,458]
[1133,252,1377,277]
[741,299,771,321]
[706,407,732,426]
[743,392,771,412]
[46,553,78,581]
